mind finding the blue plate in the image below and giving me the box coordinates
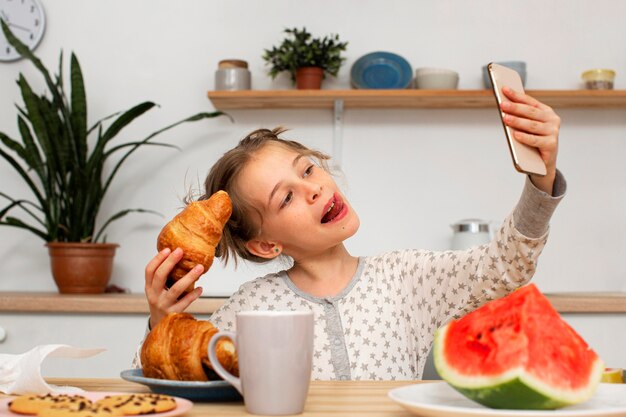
[120,369,242,402]
[351,51,413,89]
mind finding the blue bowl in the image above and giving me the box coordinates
[483,61,527,89]
[120,369,242,402]
[351,51,413,89]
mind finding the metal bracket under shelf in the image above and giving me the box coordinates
[332,99,344,168]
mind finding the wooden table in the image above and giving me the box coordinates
[2,378,420,416]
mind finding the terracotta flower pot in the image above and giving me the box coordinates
[296,67,324,89]
[46,242,119,294]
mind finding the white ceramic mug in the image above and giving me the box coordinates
[208,310,314,415]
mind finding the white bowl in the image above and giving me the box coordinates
[414,68,459,89]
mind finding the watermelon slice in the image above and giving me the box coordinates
[433,284,604,410]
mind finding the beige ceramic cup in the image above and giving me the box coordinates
[208,310,314,415]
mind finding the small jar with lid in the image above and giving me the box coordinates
[581,69,615,90]
[215,59,251,90]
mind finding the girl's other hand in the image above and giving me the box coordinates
[500,87,560,194]
[144,247,204,329]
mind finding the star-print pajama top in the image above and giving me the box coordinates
[134,172,566,381]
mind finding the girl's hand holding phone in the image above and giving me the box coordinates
[144,247,204,329]
[500,87,560,194]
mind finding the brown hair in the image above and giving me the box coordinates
[196,127,331,267]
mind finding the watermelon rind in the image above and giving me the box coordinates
[433,324,605,410]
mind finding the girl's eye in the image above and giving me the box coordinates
[281,191,293,208]
[303,165,314,177]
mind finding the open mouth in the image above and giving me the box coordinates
[321,193,345,224]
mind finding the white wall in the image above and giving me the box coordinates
[1,0,625,370]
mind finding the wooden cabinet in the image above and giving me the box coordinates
[0,294,219,378]
[0,313,148,378]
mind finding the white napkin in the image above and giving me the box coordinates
[0,344,105,395]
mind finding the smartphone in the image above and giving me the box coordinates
[487,63,546,176]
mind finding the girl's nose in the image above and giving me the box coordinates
[306,183,322,203]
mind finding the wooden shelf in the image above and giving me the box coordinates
[0,292,223,315]
[0,292,625,314]
[208,89,626,110]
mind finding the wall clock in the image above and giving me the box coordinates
[0,0,46,62]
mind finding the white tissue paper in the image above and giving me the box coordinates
[0,344,105,395]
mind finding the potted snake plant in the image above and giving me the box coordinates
[262,27,348,89]
[0,20,228,294]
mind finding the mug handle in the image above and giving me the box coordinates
[207,331,242,395]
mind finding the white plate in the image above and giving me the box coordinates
[388,382,626,417]
[0,391,192,417]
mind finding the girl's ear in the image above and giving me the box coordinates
[245,239,283,259]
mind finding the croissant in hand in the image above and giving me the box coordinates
[157,190,232,292]
[141,312,238,381]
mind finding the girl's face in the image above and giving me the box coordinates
[237,143,360,260]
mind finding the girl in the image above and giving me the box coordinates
[139,87,565,380]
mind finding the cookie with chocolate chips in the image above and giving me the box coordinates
[9,394,92,415]
[94,394,176,415]
[37,403,123,417]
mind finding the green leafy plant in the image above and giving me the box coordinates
[0,20,227,243]
[262,27,348,82]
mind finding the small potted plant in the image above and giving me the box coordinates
[262,27,348,89]
[0,20,227,294]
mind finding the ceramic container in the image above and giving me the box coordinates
[414,68,459,89]
[215,67,251,90]
[450,219,492,250]
[483,61,526,89]
[581,69,615,90]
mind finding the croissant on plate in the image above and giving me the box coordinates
[141,312,238,381]
[156,190,232,292]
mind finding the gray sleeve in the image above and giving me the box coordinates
[513,169,567,238]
